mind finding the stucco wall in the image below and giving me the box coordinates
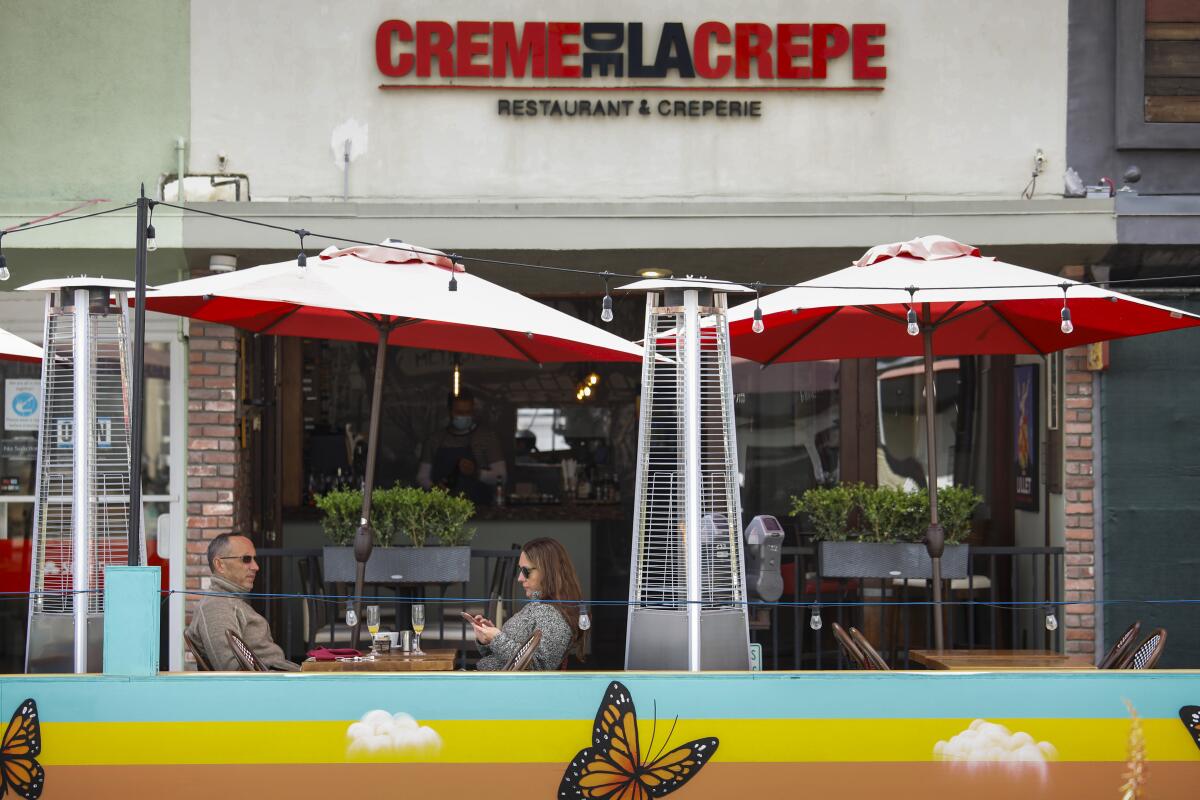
[0,0,190,202]
[189,0,1068,202]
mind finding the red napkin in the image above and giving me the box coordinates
[307,647,362,661]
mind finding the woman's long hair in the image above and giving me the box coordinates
[522,537,587,661]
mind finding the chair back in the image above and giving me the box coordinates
[184,629,214,672]
[831,622,870,670]
[487,549,520,628]
[226,629,270,672]
[1098,620,1141,669]
[849,627,890,670]
[1125,628,1167,670]
[503,629,543,671]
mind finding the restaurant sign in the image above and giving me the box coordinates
[376,20,887,120]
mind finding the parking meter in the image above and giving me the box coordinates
[743,515,785,602]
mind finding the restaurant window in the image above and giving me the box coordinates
[875,355,983,492]
[734,359,840,523]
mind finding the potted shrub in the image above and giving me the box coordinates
[790,483,981,580]
[317,484,476,584]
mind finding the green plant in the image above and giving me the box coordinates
[315,484,475,547]
[789,483,858,541]
[427,487,476,547]
[936,484,983,544]
[789,482,981,544]
[313,486,363,547]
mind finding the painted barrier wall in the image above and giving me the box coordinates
[1,670,1198,799]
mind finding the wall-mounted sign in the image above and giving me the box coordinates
[0,438,36,461]
[4,379,40,432]
[376,20,886,119]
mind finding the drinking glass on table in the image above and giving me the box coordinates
[411,604,425,655]
[366,605,381,656]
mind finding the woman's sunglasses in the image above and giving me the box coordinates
[218,555,257,564]
[518,566,537,579]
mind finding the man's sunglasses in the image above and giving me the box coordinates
[518,566,537,579]
[218,555,257,564]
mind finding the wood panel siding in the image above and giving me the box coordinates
[1145,4,1200,123]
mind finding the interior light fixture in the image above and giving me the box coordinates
[637,267,673,279]
[208,254,237,273]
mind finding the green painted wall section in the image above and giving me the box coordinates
[1101,298,1200,668]
[0,0,189,202]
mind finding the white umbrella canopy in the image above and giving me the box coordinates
[147,242,643,362]
[726,235,1200,363]
[147,240,642,649]
[725,235,1200,650]
[0,326,42,363]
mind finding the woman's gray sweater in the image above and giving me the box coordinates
[475,600,573,671]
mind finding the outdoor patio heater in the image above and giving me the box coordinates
[22,278,143,673]
[623,279,752,671]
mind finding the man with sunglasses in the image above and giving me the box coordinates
[185,533,299,671]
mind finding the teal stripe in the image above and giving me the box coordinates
[2,671,1199,724]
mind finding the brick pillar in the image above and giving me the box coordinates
[1062,346,1096,656]
[184,321,241,628]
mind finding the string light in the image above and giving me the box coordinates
[1045,608,1059,631]
[752,282,765,334]
[587,372,600,387]
[295,228,309,269]
[601,271,614,323]
[448,272,458,292]
[809,605,823,631]
[145,201,157,252]
[1059,284,1074,335]
[0,232,8,281]
[906,287,920,336]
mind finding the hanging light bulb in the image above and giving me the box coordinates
[0,252,8,282]
[295,228,308,273]
[1045,609,1059,631]
[601,293,614,323]
[578,605,591,631]
[906,307,920,336]
[587,372,600,387]
[1060,305,1074,335]
[448,273,458,292]
[809,606,823,631]
[345,602,358,628]
[145,223,157,252]
[582,385,592,398]
[752,283,765,333]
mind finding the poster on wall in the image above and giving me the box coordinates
[1013,364,1039,511]
[5,378,41,432]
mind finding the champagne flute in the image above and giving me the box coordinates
[366,605,380,657]
[411,604,425,655]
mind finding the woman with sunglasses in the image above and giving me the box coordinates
[471,538,586,671]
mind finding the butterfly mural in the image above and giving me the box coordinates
[1181,706,1200,752]
[0,698,43,800]
[558,681,718,800]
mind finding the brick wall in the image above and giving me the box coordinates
[184,321,241,625]
[1062,346,1096,656]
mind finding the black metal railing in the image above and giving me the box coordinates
[751,545,1065,670]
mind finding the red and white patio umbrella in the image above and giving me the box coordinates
[0,326,42,363]
[148,240,643,646]
[725,235,1200,648]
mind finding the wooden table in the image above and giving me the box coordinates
[908,649,1097,670]
[301,648,457,672]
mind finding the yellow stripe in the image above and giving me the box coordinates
[39,718,1194,766]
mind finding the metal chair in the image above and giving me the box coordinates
[1124,628,1167,670]
[226,629,270,672]
[184,629,214,671]
[849,626,890,670]
[831,622,870,670]
[298,555,353,651]
[1098,620,1141,669]
[503,629,542,671]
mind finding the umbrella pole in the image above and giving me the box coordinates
[351,325,389,650]
[922,311,946,650]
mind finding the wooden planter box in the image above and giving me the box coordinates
[322,546,471,584]
[816,541,969,580]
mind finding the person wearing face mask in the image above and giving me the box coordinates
[417,389,505,505]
